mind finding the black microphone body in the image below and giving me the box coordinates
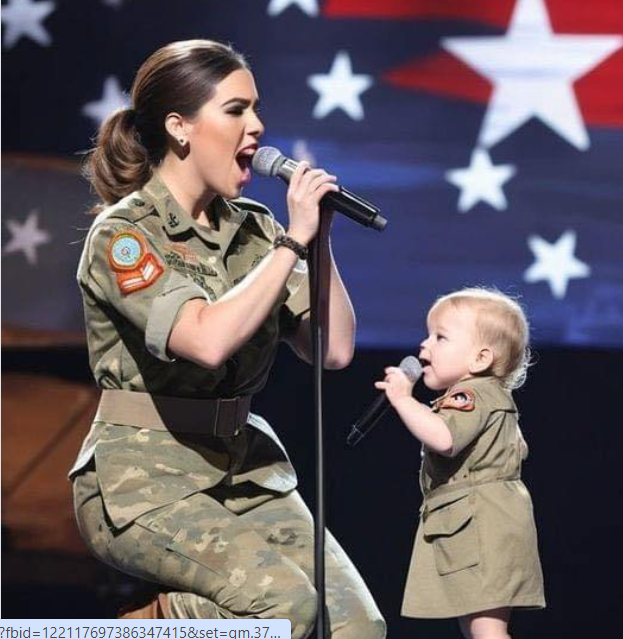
[252,148,388,232]
[346,393,392,447]
[347,356,423,447]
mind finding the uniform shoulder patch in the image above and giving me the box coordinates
[107,229,164,295]
[439,388,476,412]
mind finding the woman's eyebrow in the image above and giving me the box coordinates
[221,97,260,107]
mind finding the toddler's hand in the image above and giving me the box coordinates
[375,366,414,405]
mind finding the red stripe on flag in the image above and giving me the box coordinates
[547,0,623,34]
[323,0,514,25]
[576,50,623,127]
[324,0,623,32]
[384,52,492,103]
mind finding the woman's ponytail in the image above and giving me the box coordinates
[84,108,151,206]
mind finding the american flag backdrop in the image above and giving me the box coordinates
[3,0,623,348]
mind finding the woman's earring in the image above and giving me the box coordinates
[177,137,189,158]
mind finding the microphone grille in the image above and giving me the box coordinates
[399,356,422,383]
[252,146,283,177]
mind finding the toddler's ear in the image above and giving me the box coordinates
[469,347,493,374]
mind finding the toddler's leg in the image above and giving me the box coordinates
[458,607,511,639]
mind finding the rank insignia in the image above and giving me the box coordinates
[439,389,476,412]
[108,230,164,295]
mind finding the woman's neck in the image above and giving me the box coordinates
[156,154,216,228]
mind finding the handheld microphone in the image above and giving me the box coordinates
[347,356,422,447]
[251,146,388,232]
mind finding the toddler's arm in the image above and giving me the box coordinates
[376,367,453,456]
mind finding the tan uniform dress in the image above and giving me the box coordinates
[401,376,545,618]
[70,174,385,637]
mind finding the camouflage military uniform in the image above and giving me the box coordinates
[401,376,545,618]
[71,173,385,638]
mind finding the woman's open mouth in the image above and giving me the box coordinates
[236,147,257,186]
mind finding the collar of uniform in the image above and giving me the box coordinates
[141,173,249,251]
[212,197,248,255]
[141,172,193,236]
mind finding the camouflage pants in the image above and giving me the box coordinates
[73,469,385,639]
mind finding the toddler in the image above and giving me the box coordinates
[376,288,545,639]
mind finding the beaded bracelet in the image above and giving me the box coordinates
[273,234,308,260]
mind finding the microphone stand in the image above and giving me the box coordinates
[308,208,331,639]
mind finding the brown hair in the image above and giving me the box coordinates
[430,287,532,389]
[84,39,248,206]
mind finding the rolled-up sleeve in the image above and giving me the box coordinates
[286,259,311,313]
[279,260,310,334]
[436,387,489,456]
[83,221,209,362]
[145,270,210,361]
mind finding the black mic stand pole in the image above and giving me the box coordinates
[308,208,331,639]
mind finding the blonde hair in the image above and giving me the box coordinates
[430,287,531,389]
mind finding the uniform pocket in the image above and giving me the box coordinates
[423,491,479,576]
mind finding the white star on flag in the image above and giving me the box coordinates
[82,76,130,129]
[442,0,623,150]
[2,210,52,266]
[524,230,590,299]
[267,0,318,17]
[1,0,55,49]
[308,51,373,121]
[446,148,516,213]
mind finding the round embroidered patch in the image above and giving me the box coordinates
[110,232,144,269]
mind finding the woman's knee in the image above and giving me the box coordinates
[165,580,318,631]
[267,580,318,639]
[277,587,386,639]
[258,581,387,639]
[185,561,318,634]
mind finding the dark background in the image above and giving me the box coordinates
[3,343,622,637]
